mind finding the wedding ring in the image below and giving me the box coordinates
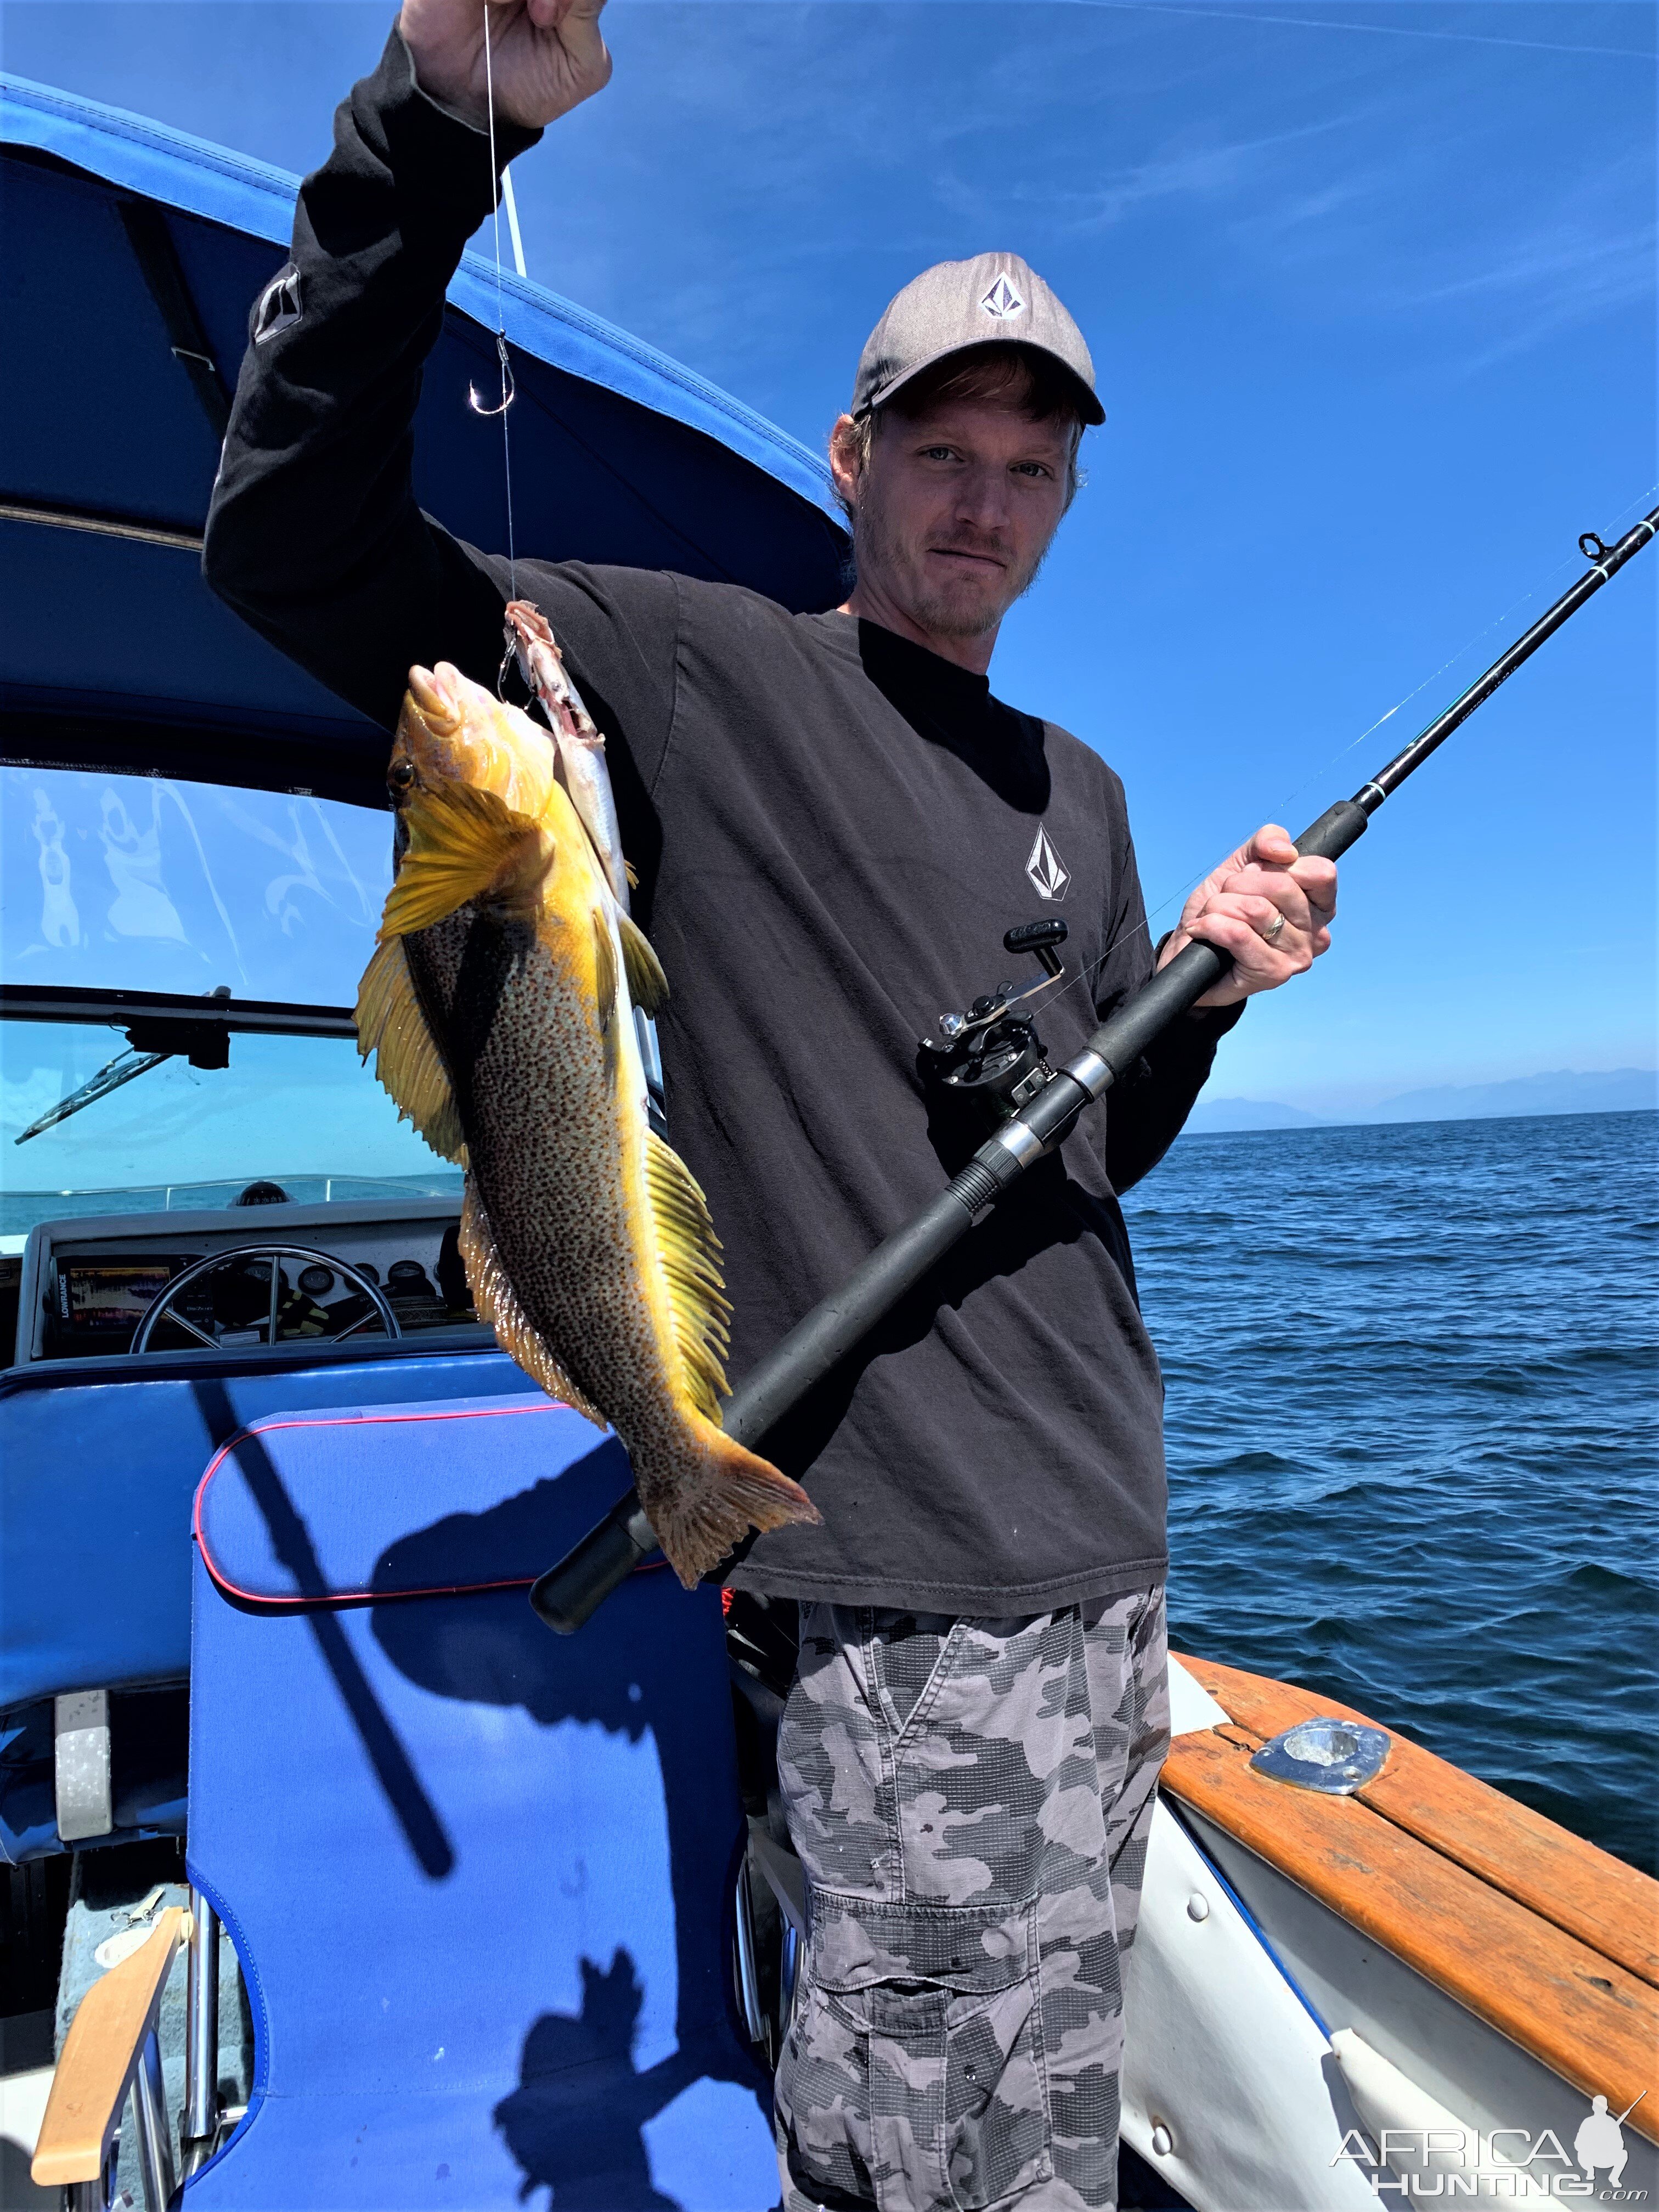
[1261,911,1288,945]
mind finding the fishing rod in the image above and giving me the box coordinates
[531,503,1659,1635]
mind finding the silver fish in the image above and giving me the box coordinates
[505,599,631,912]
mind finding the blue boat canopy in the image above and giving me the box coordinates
[0,74,848,804]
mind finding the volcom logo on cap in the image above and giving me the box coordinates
[980,273,1025,320]
[1026,825,1070,901]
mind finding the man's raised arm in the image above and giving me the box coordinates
[202,0,612,731]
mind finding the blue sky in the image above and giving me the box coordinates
[4,0,1654,1111]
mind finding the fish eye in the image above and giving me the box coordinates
[387,759,415,792]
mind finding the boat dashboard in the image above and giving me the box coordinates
[5,1195,493,1370]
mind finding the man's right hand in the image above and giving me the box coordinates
[399,0,611,133]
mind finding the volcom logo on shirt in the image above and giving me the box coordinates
[980,274,1025,320]
[253,266,303,345]
[1026,825,1070,901]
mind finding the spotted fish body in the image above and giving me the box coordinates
[356,660,817,1587]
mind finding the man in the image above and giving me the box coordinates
[204,3,1338,2204]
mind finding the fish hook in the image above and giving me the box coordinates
[469,331,516,419]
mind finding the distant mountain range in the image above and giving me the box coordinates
[1186,1068,1658,1136]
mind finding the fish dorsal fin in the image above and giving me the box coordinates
[618,913,668,1016]
[645,1129,732,1424]
[354,936,469,1165]
[380,782,546,939]
[459,1181,604,1426]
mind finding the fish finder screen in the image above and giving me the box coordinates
[57,1262,184,1330]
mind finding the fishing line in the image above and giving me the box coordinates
[1268,479,1659,822]
[1039,485,1659,1027]
[469,0,519,610]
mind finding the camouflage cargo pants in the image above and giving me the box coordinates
[774,1585,1169,2212]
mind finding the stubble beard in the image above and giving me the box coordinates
[854,504,1047,641]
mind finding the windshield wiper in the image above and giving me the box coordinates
[13,985,238,1146]
[15,1045,175,1143]
[5,983,359,1144]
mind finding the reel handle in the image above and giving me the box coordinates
[1003,919,1068,978]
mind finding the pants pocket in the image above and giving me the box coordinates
[780,1893,1053,2212]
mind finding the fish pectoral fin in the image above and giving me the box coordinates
[646,1130,736,1424]
[618,913,668,1015]
[624,860,639,889]
[459,1182,604,1426]
[591,915,619,1032]
[379,782,548,938]
[354,936,469,1165]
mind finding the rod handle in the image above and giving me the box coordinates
[532,1181,984,1634]
[529,1493,656,1634]
[1083,936,1231,1081]
[1295,798,1372,862]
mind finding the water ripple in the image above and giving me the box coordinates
[1127,1110,1659,1877]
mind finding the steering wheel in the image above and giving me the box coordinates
[132,1243,402,1354]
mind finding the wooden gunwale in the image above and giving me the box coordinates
[1165,1654,1659,2145]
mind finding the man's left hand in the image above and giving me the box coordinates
[1156,824,1336,1010]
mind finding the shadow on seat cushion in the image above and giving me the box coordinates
[183,1394,776,2210]
[0,1348,544,1718]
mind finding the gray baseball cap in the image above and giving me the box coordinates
[851,251,1104,426]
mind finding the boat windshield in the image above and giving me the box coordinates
[1,765,456,1241]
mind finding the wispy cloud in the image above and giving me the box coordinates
[1413,227,1656,373]
[547,0,1652,399]
[939,109,1372,235]
[1408,230,1651,317]
[1056,0,1654,64]
[1358,145,1657,371]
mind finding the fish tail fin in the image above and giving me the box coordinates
[504,599,552,649]
[645,1426,820,1592]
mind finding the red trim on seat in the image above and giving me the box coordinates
[192,1400,601,1610]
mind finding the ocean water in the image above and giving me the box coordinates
[1125,1108,1658,1878]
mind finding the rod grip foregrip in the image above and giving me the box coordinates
[1295,798,1370,861]
[529,1493,656,1634]
[1076,802,1367,1094]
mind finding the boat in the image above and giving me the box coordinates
[1,71,1653,2212]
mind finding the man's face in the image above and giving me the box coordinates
[836,392,1075,641]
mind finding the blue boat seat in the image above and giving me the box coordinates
[0,1348,546,1864]
[180,1393,777,2210]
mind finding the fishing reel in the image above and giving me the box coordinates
[918,921,1068,1138]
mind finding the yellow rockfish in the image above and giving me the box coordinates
[355,657,818,1587]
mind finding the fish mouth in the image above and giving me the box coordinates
[408,663,462,733]
[396,663,471,804]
